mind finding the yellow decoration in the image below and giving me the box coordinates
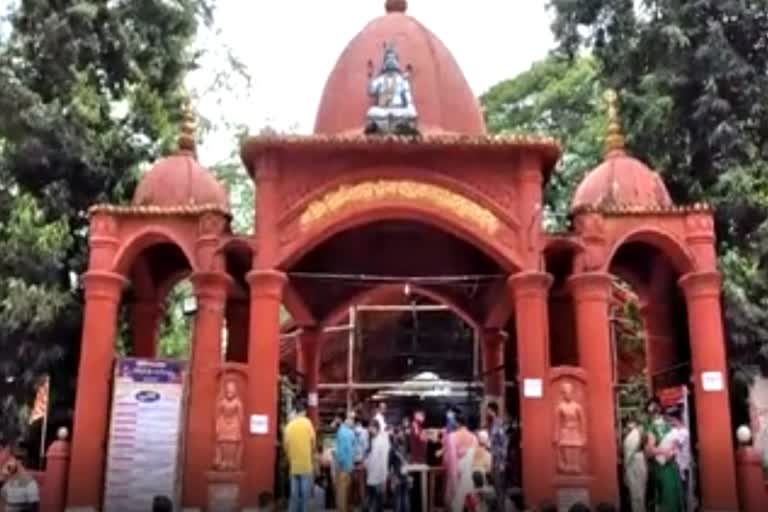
[299,180,500,234]
[604,89,626,154]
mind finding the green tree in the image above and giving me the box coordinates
[547,0,768,382]
[0,0,212,443]
[481,56,605,229]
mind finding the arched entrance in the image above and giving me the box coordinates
[275,212,541,508]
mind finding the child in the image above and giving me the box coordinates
[309,476,326,511]
[257,492,274,512]
[464,471,489,512]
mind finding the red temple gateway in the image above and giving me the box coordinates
[64,1,741,510]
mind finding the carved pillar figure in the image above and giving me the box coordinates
[568,272,619,503]
[508,272,554,505]
[67,271,126,509]
[300,328,321,426]
[213,377,245,471]
[182,271,231,508]
[130,300,163,358]
[678,271,739,510]
[482,329,506,416]
[244,269,287,505]
[553,381,587,475]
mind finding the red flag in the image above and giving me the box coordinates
[29,376,50,425]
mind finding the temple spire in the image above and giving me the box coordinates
[178,97,198,157]
[603,88,626,156]
[385,0,407,14]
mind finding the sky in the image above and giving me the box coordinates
[190,0,556,162]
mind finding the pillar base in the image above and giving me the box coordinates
[553,475,593,511]
[207,471,244,512]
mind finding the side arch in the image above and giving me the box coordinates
[113,226,197,276]
[278,204,521,272]
[603,226,696,275]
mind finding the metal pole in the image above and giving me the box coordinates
[472,328,480,381]
[318,381,484,390]
[355,304,450,312]
[347,306,356,412]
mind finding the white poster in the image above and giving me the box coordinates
[523,378,543,398]
[103,359,187,512]
[701,371,724,392]
[250,414,269,435]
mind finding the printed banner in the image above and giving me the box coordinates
[103,358,187,512]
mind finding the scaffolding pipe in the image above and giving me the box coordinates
[318,381,483,390]
[347,306,356,412]
[356,304,451,312]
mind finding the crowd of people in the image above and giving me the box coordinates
[622,398,695,512]
[282,399,522,512]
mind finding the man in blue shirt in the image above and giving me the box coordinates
[334,411,356,512]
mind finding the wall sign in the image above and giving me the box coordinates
[701,371,724,392]
[523,378,543,398]
[104,358,187,512]
[250,414,269,434]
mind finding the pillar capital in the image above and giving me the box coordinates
[678,271,722,300]
[567,272,614,302]
[507,271,553,300]
[82,271,127,302]
[191,271,232,304]
[246,269,287,300]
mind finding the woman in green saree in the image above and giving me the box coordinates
[645,403,684,512]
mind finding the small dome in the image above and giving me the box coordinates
[132,104,229,210]
[132,153,229,209]
[570,151,673,211]
[314,4,485,135]
[571,90,673,211]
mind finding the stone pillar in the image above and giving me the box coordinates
[67,271,125,509]
[130,300,162,358]
[181,272,231,509]
[508,272,554,505]
[243,269,287,506]
[736,447,767,512]
[678,272,739,511]
[225,299,250,363]
[300,328,321,426]
[482,329,506,416]
[568,272,619,505]
[42,428,71,512]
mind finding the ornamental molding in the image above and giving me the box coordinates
[298,179,501,235]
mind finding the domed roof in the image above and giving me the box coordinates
[132,107,229,210]
[571,90,673,211]
[314,1,486,135]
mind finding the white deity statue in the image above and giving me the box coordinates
[365,43,419,135]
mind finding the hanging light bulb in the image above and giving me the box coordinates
[404,282,411,297]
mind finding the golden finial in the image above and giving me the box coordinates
[178,97,197,156]
[603,88,625,155]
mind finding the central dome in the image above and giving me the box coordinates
[314,6,486,135]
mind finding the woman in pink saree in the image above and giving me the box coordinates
[450,413,479,512]
[440,407,459,507]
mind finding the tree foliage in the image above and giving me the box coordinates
[545,1,768,361]
[0,0,211,442]
[481,56,605,229]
